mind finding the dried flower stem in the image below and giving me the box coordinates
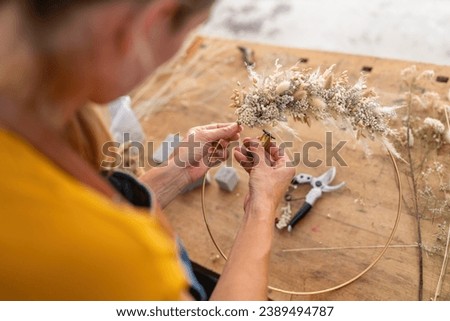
[444,106,450,144]
[434,223,450,300]
[445,106,450,129]
[398,65,450,298]
[405,81,424,301]
[282,244,419,253]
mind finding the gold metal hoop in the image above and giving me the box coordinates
[201,148,402,296]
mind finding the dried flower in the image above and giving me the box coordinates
[423,117,445,134]
[276,202,292,230]
[423,92,442,111]
[275,80,291,95]
[417,70,435,82]
[408,128,415,147]
[232,62,398,143]
[400,65,418,86]
[434,161,444,174]
[444,130,450,144]
[397,66,450,259]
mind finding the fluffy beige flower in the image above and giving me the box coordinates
[232,62,397,142]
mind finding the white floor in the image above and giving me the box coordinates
[201,0,450,66]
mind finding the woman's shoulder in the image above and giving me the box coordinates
[0,129,187,300]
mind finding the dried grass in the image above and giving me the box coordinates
[231,61,399,146]
[395,65,450,300]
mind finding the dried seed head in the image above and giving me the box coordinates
[305,115,311,127]
[424,117,445,134]
[362,88,377,98]
[423,92,441,110]
[401,65,418,85]
[276,80,291,95]
[417,70,435,83]
[324,73,334,90]
[444,130,450,144]
[310,96,327,110]
[293,89,307,101]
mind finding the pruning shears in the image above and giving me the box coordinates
[287,167,346,232]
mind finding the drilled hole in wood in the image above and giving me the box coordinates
[362,66,373,73]
[436,76,449,83]
[299,58,309,63]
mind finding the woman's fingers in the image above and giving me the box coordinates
[208,135,291,171]
[233,148,253,173]
[227,132,241,141]
[197,123,243,142]
[243,138,281,168]
[200,122,238,130]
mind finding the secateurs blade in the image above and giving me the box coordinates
[287,167,346,232]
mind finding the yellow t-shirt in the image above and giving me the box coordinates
[0,129,187,300]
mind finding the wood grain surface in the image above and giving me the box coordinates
[132,36,450,301]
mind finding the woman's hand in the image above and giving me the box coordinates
[141,123,242,209]
[234,138,295,219]
[174,123,243,184]
[210,138,295,300]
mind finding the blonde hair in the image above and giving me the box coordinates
[66,105,146,177]
[64,105,112,169]
[15,0,214,171]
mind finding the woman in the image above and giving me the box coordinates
[0,0,294,300]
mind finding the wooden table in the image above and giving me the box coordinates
[132,36,450,301]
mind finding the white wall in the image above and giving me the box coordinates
[201,0,450,65]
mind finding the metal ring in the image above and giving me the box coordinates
[201,148,402,296]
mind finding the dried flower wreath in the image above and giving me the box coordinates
[230,61,400,156]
